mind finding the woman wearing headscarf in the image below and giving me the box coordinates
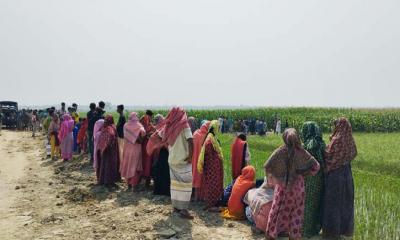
[96,115,121,186]
[322,117,357,239]
[48,114,60,160]
[188,116,197,133]
[140,110,156,187]
[148,114,170,196]
[154,114,165,130]
[264,128,320,240]
[77,118,88,153]
[93,119,104,171]
[121,112,146,189]
[231,133,251,180]
[198,120,224,211]
[243,175,276,233]
[221,165,256,220]
[300,121,326,238]
[58,114,74,161]
[158,107,194,219]
[191,120,211,201]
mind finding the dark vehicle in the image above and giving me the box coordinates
[0,101,18,128]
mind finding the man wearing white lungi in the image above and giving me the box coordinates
[159,107,194,219]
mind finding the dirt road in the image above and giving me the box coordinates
[0,130,322,240]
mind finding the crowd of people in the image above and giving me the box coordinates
[40,102,357,240]
[214,116,286,136]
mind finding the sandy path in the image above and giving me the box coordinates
[0,130,42,238]
[0,130,322,240]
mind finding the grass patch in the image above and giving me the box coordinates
[218,133,400,240]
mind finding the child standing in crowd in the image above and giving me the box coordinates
[48,114,60,160]
[73,118,82,153]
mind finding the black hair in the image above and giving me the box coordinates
[61,102,65,106]
[72,103,78,107]
[89,103,96,110]
[51,106,56,110]
[146,110,153,116]
[117,104,124,110]
[237,133,247,141]
[99,101,105,109]
[96,107,105,114]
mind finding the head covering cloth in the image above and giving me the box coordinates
[124,112,145,145]
[264,128,318,186]
[325,117,357,172]
[197,120,223,174]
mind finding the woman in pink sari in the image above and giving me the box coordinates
[58,114,74,161]
[93,119,105,171]
[121,112,146,190]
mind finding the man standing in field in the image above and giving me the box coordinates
[71,103,79,123]
[60,102,66,115]
[116,104,126,162]
[159,107,194,219]
[86,103,97,163]
[31,110,39,137]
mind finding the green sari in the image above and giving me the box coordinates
[301,121,326,238]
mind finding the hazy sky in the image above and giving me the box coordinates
[0,0,399,107]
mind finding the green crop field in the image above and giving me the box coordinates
[108,107,400,132]
[218,133,400,240]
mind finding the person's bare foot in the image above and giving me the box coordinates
[178,209,194,220]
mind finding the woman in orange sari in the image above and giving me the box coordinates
[221,165,256,220]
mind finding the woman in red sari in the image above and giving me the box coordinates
[231,133,251,180]
[191,120,210,201]
[197,120,224,211]
[96,115,121,186]
[140,110,156,187]
[77,118,88,153]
